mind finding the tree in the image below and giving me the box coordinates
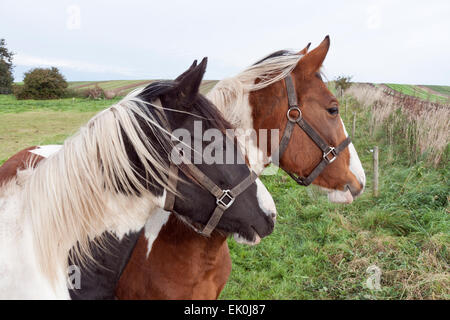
[0,39,15,94]
[334,75,353,97]
[14,67,68,100]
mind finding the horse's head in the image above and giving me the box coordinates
[288,36,365,202]
[137,58,276,245]
[250,36,365,203]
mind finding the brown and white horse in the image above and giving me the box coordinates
[115,36,365,299]
[0,60,277,299]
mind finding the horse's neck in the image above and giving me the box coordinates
[101,191,161,240]
[144,209,228,254]
[207,84,267,174]
[19,152,162,286]
[117,213,230,299]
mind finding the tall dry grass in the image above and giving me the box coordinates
[346,84,450,166]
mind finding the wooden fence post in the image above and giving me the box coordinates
[373,146,379,197]
[345,98,348,120]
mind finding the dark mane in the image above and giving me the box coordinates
[195,95,233,132]
[139,80,233,133]
[139,80,175,102]
[252,50,297,66]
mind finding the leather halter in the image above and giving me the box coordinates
[163,145,258,237]
[276,74,351,186]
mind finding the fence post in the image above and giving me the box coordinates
[352,112,356,138]
[373,146,379,197]
[345,98,348,120]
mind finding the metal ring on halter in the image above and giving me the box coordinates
[323,147,337,164]
[286,106,302,122]
[216,189,235,209]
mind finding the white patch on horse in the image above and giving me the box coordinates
[233,233,261,246]
[340,119,365,189]
[144,209,171,258]
[327,188,354,204]
[29,145,62,158]
[229,93,267,175]
[255,178,277,219]
[103,191,156,241]
[326,119,366,203]
[0,173,69,299]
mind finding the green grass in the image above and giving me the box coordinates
[0,92,448,300]
[385,83,449,104]
[0,94,120,114]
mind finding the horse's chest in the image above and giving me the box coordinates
[0,192,25,244]
[0,192,67,299]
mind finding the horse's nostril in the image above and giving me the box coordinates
[270,212,277,221]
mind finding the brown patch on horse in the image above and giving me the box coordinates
[250,36,360,193]
[0,146,45,187]
[116,214,231,300]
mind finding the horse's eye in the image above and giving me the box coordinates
[327,107,339,115]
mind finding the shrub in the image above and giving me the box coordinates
[335,75,353,96]
[64,87,86,99]
[82,84,105,99]
[15,67,68,100]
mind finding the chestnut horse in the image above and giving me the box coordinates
[115,36,365,299]
[0,59,276,298]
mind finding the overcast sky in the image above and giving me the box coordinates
[1,0,449,85]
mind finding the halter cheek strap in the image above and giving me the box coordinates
[275,74,351,186]
[164,155,258,237]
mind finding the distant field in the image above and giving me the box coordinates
[65,79,219,96]
[423,85,450,96]
[384,83,449,104]
[67,81,448,103]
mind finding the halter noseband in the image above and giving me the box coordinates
[163,148,258,237]
[276,74,351,186]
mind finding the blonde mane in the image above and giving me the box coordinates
[21,88,179,282]
[206,51,303,126]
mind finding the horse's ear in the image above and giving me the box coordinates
[298,42,311,55]
[175,60,198,82]
[176,57,207,103]
[296,36,330,76]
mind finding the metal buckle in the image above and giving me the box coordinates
[323,147,337,163]
[216,190,235,209]
[286,106,302,122]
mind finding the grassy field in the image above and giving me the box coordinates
[221,94,449,299]
[0,90,448,299]
[18,79,449,103]
[0,95,120,163]
[424,85,450,96]
[384,83,449,104]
